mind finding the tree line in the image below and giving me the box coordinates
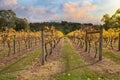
[30,21,93,34]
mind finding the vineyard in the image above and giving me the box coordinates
[0,2,120,80]
[0,25,120,80]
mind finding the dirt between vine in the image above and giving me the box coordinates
[73,43,120,75]
[0,45,41,68]
[16,39,64,80]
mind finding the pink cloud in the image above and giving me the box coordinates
[61,1,98,23]
[1,0,17,5]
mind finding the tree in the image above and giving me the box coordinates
[101,14,111,30]
[0,10,16,29]
[0,10,30,31]
[15,18,30,31]
[102,8,120,29]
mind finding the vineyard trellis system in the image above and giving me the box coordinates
[85,26,103,60]
[0,33,41,57]
[0,30,40,63]
[0,27,63,65]
[41,26,63,65]
[67,25,104,61]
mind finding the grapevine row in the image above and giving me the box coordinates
[67,26,120,60]
[41,26,63,63]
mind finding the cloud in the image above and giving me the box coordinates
[15,6,59,22]
[0,0,17,6]
[0,0,58,22]
[60,1,98,23]
[0,0,100,23]
[0,0,17,9]
[1,0,119,24]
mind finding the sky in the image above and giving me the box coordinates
[0,0,120,24]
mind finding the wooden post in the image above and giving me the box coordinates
[28,33,30,49]
[45,43,48,61]
[18,40,20,52]
[3,33,5,48]
[13,32,16,54]
[74,32,75,42]
[94,42,98,58]
[41,27,45,65]
[99,26,103,60]
[85,31,88,52]
[118,32,120,51]
[50,30,53,55]
[50,42,53,55]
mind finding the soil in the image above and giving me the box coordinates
[16,39,64,80]
[0,45,41,68]
[73,42,120,75]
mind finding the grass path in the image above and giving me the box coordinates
[55,38,99,80]
[55,38,120,80]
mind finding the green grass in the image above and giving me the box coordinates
[0,47,42,80]
[55,38,120,80]
[103,49,120,64]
